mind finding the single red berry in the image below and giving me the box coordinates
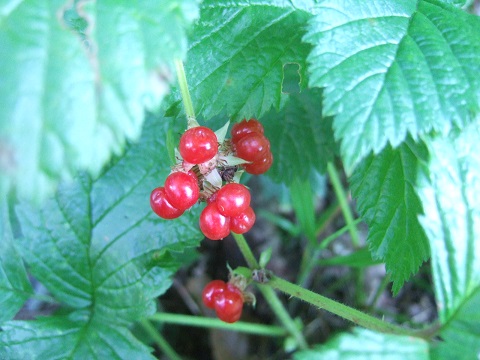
[243,151,273,175]
[234,132,270,163]
[215,183,251,217]
[230,206,256,234]
[164,171,199,211]
[202,280,226,309]
[214,285,244,323]
[179,126,218,164]
[231,118,264,143]
[199,203,231,240]
[150,187,184,219]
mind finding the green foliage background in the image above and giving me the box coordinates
[1,0,479,358]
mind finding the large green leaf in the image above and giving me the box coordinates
[417,120,480,323]
[168,0,315,121]
[0,312,154,360]
[293,328,429,360]
[304,0,480,172]
[349,138,429,294]
[0,200,32,323]
[262,88,336,184]
[0,115,203,357]
[0,0,198,202]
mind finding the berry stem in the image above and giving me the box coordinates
[231,232,308,349]
[265,275,431,339]
[139,319,182,360]
[149,313,286,337]
[174,59,199,127]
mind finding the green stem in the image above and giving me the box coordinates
[231,232,259,268]
[268,275,422,338]
[140,319,182,360]
[231,232,308,349]
[174,59,197,126]
[326,162,360,248]
[149,313,286,337]
[297,219,362,286]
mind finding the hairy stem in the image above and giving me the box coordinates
[267,275,424,338]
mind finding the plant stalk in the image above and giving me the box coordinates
[140,319,182,360]
[174,59,197,126]
[326,162,360,247]
[268,275,420,338]
[149,313,286,337]
[231,232,308,349]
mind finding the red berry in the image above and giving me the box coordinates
[150,187,184,219]
[164,171,199,211]
[214,284,244,323]
[231,118,264,143]
[230,206,256,234]
[243,151,273,175]
[199,203,231,240]
[216,183,251,217]
[202,280,226,309]
[179,126,218,164]
[234,132,270,163]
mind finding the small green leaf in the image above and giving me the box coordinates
[170,0,315,121]
[6,114,203,356]
[317,247,381,268]
[259,247,273,268]
[0,0,198,202]
[417,119,480,322]
[430,287,480,359]
[289,177,316,244]
[262,88,336,184]
[294,328,429,360]
[305,0,480,171]
[0,312,155,360]
[0,200,32,322]
[349,138,430,294]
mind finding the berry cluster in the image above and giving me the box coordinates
[151,119,270,323]
[202,280,244,323]
[150,118,272,241]
[231,119,273,175]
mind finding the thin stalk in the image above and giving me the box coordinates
[149,313,286,337]
[174,59,197,125]
[231,232,308,349]
[140,319,182,360]
[297,219,363,286]
[367,273,391,311]
[327,162,365,306]
[268,275,425,339]
[326,162,360,247]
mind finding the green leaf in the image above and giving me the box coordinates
[262,88,336,184]
[304,0,480,172]
[289,177,316,244]
[2,114,203,356]
[0,200,32,322]
[293,328,429,360]
[169,0,315,121]
[0,0,198,202]
[431,287,480,359]
[349,138,430,294]
[417,119,480,322]
[0,312,155,360]
[317,247,381,268]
